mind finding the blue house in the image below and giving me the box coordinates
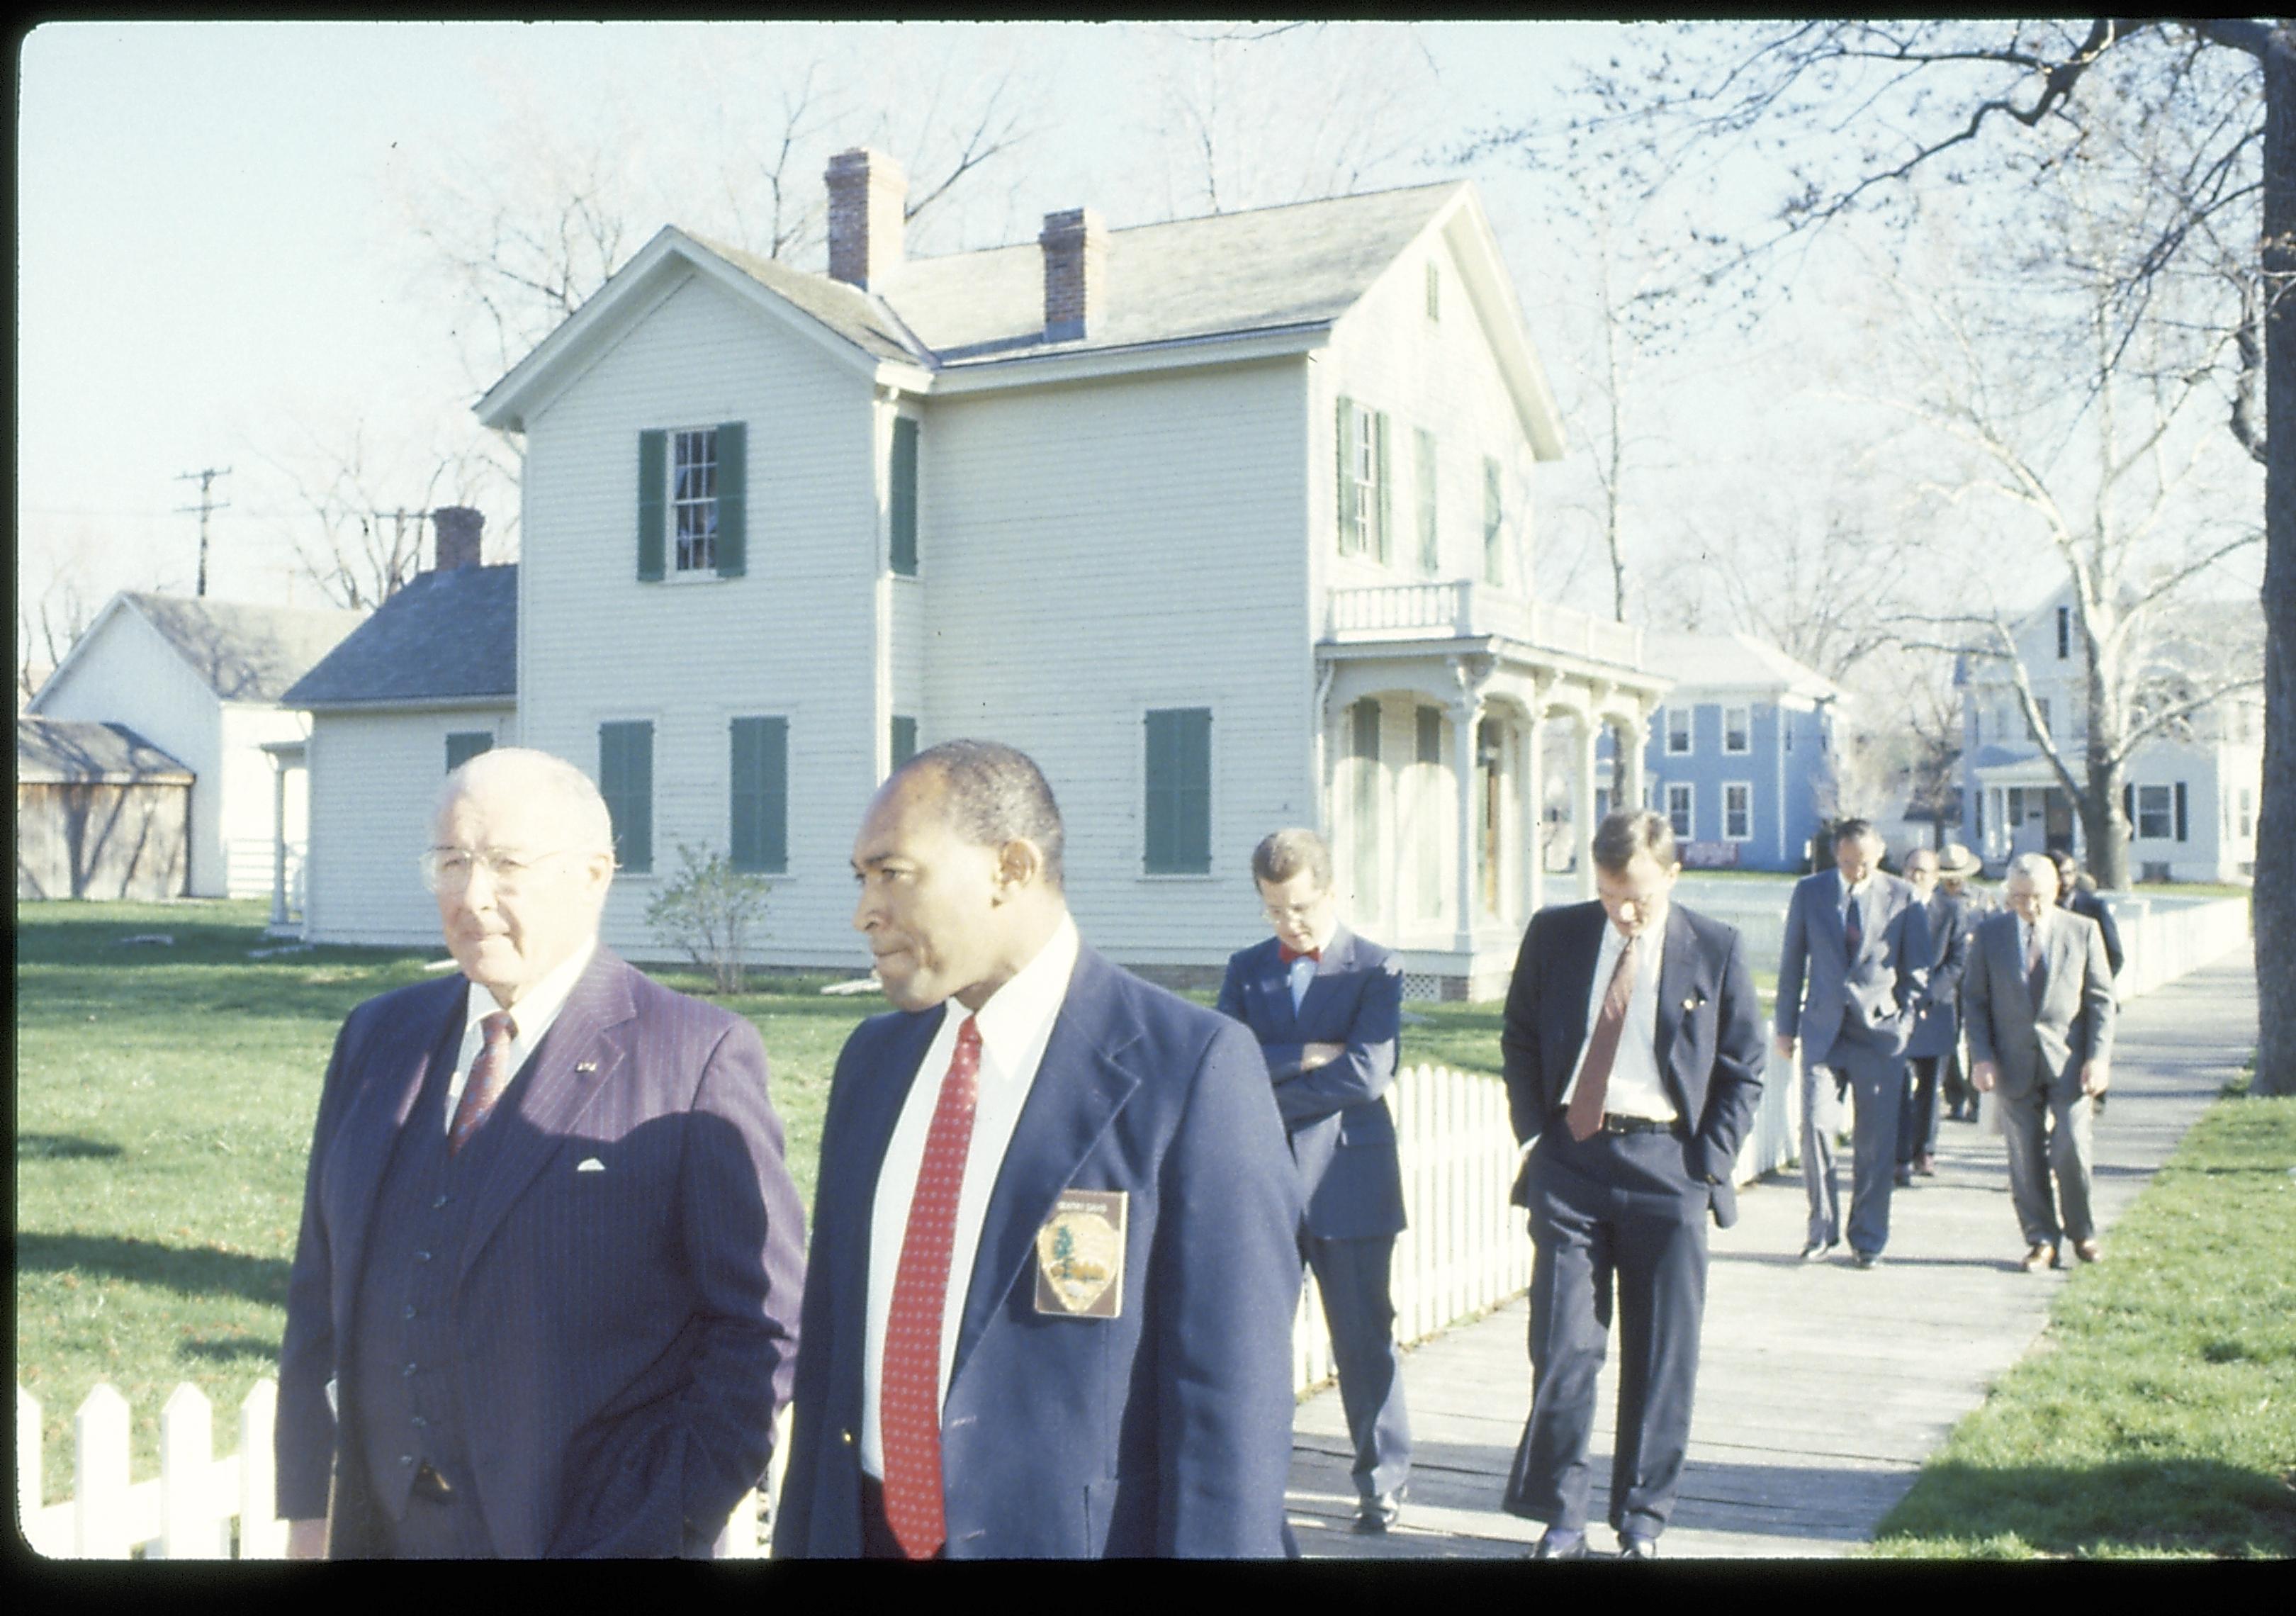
[1635,632,1845,871]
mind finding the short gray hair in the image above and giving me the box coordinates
[436,747,615,858]
[895,739,1065,888]
[2005,851,2060,894]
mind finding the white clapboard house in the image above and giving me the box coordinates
[26,592,364,900]
[295,153,1662,996]
[1959,583,2265,882]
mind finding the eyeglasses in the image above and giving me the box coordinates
[420,846,589,893]
[1262,894,1332,925]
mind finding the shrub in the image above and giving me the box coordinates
[643,844,772,994]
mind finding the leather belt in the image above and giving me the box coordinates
[1597,1113,1678,1136]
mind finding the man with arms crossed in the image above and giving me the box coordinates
[278,748,805,1556]
[1499,810,1766,1559]
[1964,852,2118,1270]
[776,741,1302,1558]
[1217,827,1412,1534]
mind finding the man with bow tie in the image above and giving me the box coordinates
[1774,818,1931,1268]
[276,748,805,1557]
[1216,827,1412,1534]
[1499,810,1766,1559]
[1964,853,2117,1271]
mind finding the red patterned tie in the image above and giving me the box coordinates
[880,1015,981,1559]
[447,1011,517,1156]
[1278,943,1320,964]
[1567,933,1642,1142]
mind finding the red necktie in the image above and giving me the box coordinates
[1278,943,1320,964]
[1567,933,1642,1142]
[447,1011,517,1155]
[880,1015,981,1559]
[1843,891,1864,958]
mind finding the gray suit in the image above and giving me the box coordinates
[1964,908,2117,1250]
[1774,870,1930,1256]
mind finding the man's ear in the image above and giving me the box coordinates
[991,837,1045,900]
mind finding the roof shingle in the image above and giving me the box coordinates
[283,566,517,708]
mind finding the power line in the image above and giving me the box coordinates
[174,467,232,597]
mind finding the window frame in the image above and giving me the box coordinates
[1723,780,1752,842]
[671,427,720,576]
[1665,707,1692,756]
[2135,782,2173,841]
[1666,781,1694,841]
[1723,704,1751,756]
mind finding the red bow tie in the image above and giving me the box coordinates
[1279,944,1320,964]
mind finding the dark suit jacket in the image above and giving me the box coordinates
[1905,889,1973,1060]
[2063,887,2125,980]
[1774,869,1931,1068]
[276,948,806,1557]
[1499,902,1767,1228]
[1215,926,1407,1240]
[1964,908,2117,1094]
[775,943,1302,1559]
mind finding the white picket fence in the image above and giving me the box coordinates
[16,1379,786,1560]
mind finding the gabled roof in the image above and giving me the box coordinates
[478,180,1564,454]
[1641,632,1845,705]
[284,565,517,709]
[33,592,366,709]
[17,717,193,784]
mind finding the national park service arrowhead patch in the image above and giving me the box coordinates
[1033,1189,1126,1319]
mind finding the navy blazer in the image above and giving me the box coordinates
[775,943,1302,1559]
[1774,869,1932,1068]
[1905,888,1973,1060]
[276,949,806,1557]
[1499,901,1767,1228]
[1216,925,1407,1240]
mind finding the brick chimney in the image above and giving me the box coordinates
[432,506,484,572]
[826,147,907,289]
[1040,208,1108,342]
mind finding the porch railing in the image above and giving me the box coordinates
[1325,582,1645,670]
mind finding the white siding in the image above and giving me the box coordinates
[921,359,1315,963]
[217,705,314,899]
[303,708,514,946]
[31,607,228,894]
[517,269,883,967]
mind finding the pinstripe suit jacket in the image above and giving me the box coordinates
[276,948,805,1556]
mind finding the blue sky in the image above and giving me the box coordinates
[17,20,1641,612]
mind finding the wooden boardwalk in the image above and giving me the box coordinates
[1285,950,2261,1559]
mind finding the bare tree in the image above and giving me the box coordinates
[16,523,105,704]
[1481,18,2295,1092]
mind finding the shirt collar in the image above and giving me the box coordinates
[968,912,1081,1075]
[466,934,598,1036]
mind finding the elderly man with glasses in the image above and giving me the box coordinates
[276,746,805,1558]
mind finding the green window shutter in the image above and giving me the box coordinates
[1144,707,1212,875]
[444,731,493,773]
[1482,457,1504,585]
[890,714,918,767]
[730,716,787,872]
[1335,395,1358,554]
[1373,411,1393,566]
[2174,780,2188,843]
[889,416,919,577]
[599,721,653,873]
[637,430,666,582]
[2122,782,2135,825]
[1414,427,1439,576]
[714,422,746,578]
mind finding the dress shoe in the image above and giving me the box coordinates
[1616,1532,1659,1560]
[1531,1527,1587,1559]
[2072,1238,2103,1264]
[1799,1240,1837,1262]
[1353,1488,1404,1534]
[1852,1250,1881,1269]
[1913,1153,1936,1177]
[2020,1242,2060,1272]
[1893,1165,1914,1188]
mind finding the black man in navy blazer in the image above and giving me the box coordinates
[1499,810,1765,1560]
[1217,827,1412,1534]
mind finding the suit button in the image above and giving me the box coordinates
[404,1362,417,1376]
[400,1454,414,1466]
[433,1195,450,1208]
[403,1305,417,1320]
[839,1429,854,1447]
[412,1416,427,1429]
[415,1250,432,1262]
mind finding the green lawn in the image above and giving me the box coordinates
[1870,1084,2296,1559]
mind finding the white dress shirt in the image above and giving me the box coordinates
[861,913,1082,1478]
[1558,916,1677,1124]
[1840,870,1865,929]
[441,936,597,1133]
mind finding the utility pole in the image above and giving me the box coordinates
[174,466,232,597]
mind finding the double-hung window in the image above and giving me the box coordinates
[636,423,746,580]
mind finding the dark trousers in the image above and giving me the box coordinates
[1898,1055,1942,1165]
[1305,1233,1412,1500]
[1802,1024,1908,1256]
[1502,1128,1709,1541]
[1940,1040,1979,1123]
